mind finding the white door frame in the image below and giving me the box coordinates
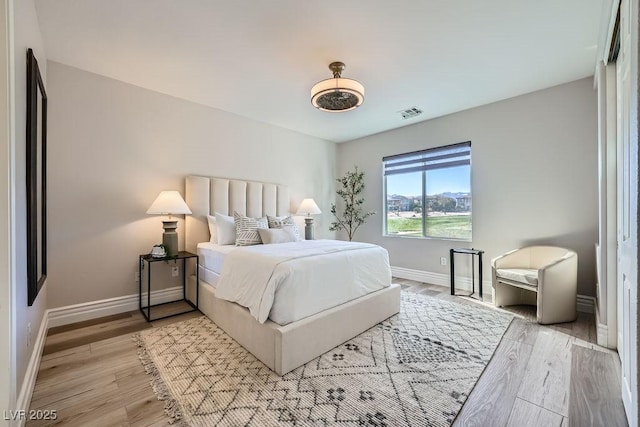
[595,59,618,349]
[0,0,16,424]
[597,0,638,423]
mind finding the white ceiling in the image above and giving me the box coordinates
[34,0,604,143]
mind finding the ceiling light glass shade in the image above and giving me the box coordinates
[311,78,365,112]
[146,191,192,215]
[296,198,322,216]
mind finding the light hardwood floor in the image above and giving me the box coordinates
[26,279,627,426]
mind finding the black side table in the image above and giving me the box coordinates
[450,248,484,299]
[139,251,199,322]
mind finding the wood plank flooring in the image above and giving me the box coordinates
[26,279,626,426]
[569,344,627,426]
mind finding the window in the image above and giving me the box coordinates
[383,142,472,240]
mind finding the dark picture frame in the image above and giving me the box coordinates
[26,48,47,306]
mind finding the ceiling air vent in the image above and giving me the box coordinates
[399,107,423,120]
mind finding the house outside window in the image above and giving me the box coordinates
[383,142,472,240]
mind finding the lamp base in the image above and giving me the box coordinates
[304,217,314,240]
[162,220,179,257]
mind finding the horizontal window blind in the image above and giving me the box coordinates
[383,141,471,176]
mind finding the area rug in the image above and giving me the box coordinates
[134,292,512,426]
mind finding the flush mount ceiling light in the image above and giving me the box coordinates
[310,62,364,112]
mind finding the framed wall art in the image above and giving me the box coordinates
[26,48,47,306]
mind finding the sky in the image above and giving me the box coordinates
[386,165,470,197]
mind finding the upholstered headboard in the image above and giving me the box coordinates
[185,176,290,253]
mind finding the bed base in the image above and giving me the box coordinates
[188,276,401,375]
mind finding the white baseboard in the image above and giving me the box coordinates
[15,313,49,425]
[596,318,609,347]
[47,286,184,328]
[391,265,595,314]
[391,266,491,294]
[597,323,608,345]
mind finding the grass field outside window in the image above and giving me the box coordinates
[386,214,471,240]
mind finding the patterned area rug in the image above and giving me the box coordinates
[134,292,512,426]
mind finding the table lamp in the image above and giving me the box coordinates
[146,191,192,257]
[296,198,322,240]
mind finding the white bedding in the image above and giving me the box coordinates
[197,242,237,274]
[214,239,391,325]
[199,265,220,287]
[197,243,237,286]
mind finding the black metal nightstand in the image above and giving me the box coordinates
[450,247,484,299]
[139,251,199,322]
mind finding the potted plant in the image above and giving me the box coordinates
[329,166,375,241]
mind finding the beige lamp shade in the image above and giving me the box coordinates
[146,191,192,215]
[296,198,322,216]
[147,191,191,257]
[296,198,321,240]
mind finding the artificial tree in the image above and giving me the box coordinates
[329,166,376,241]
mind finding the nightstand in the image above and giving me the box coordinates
[139,251,199,322]
[449,247,484,300]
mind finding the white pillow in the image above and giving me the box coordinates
[206,215,217,243]
[267,215,302,241]
[215,212,236,245]
[258,228,298,244]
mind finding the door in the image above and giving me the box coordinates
[616,0,638,423]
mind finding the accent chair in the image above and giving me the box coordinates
[492,246,578,324]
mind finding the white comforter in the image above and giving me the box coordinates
[214,239,391,325]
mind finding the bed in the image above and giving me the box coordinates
[185,175,401,375]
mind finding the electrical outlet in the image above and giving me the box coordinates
[134,272,140,282]
[440,257,447,266]
[171,266,179,277]
[26,322,32,348]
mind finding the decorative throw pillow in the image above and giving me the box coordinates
[215,212,236,245]
[206,215,217,243]
[233,211,268,246]
[258,227,298,245]
[267,215,301,241]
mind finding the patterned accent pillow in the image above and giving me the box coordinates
[267,215,301,241]
[233,212,268,246]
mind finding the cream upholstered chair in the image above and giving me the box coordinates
[492,246,577,324]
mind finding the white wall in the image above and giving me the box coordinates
[46,61,336,308]
[12,0,48,405]
[0,0,12,420]
[337,78,598,297]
